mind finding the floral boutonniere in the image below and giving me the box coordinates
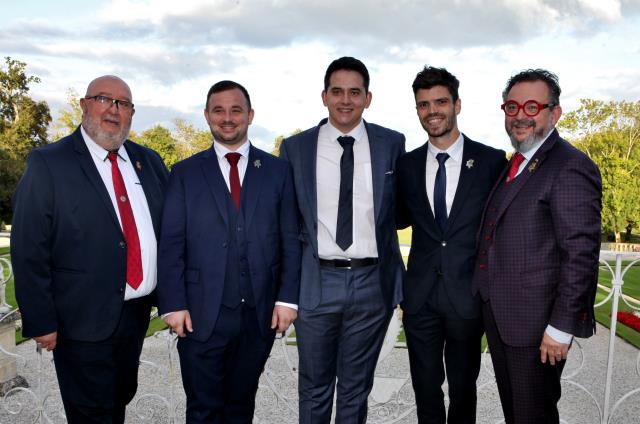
[528,158,539,173]
[254,159,261,168]
[465,159,474,169]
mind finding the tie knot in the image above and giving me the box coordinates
[337,136,355,149]
[436,152,449,165]
[107,151,119,163]
[512,152,525,166]
[225,152,241,167]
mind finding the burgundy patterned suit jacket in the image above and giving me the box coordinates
[473,129,602,347]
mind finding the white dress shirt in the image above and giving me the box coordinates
[212,139,297,311]
[81,126,157,300]
[425,133,464,217]
[316,120,378,259]
[510,128,572,345]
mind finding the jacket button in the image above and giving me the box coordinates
[484,235,492,241]
[441,241,447,247]
[119,241,126,248]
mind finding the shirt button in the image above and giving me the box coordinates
[441,241,447,247]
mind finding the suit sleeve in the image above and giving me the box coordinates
[157,166,189,314]
[275,161,301,304]
[11,151,58,337]
[548,155,602,338]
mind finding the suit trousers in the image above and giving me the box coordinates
[403,280,483,424]
[296,264,392,424]
[482,302,565,424]
[52,295,152,424]
[177,304,275,424]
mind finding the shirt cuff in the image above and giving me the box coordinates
[275,301,298,311]
[545,325,573,344]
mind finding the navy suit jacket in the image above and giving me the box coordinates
[397,136,507,318]
[472,129,602,346]
[11,126,168,341]
[280,119,405,310]
[157,144,301,341]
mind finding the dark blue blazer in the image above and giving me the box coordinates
[397,136,507,318]
[280,119,405,310]
[11,126,169,341]
[157,144,301,341]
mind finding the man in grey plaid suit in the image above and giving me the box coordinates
[472,69,602,424]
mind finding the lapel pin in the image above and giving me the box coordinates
[254,159,261,168]
[136,161,142,170]
[466,159,474,169]
[528,159,538,173]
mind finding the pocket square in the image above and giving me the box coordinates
[385,170,394,175]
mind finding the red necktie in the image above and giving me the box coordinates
[506,152,525,183]
[108,152,143,289]
[226,152,242,209]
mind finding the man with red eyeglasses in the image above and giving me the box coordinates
[472,69,602,423]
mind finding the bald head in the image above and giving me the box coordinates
[80,75,135,151]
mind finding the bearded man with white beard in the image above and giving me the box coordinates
[11,75,168,423]
[471,69,602,424]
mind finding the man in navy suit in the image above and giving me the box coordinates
[11,75,168,423]
[157,80,301,423]
[397,66,506,423]
[280,57,405,423]
[472,69,602,423]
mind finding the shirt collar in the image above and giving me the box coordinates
[324,119,366,143]
[517,128,554,161]
[80,125,128,162]
[427,132,464,162]
[213,139,251,161]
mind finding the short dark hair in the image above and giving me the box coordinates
[324,57,370,92]
[205,80,251,109]
[502,69,561,105]
[411,66,460,102]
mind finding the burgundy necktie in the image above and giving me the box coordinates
[506,152,525,183]
[226,152,242,209]
[108,152,143,289]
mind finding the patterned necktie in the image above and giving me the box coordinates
[226,152,242,209]
[434,152,450,233]
[107,152,143,289]
[336,136,355,251]
[507,152,525,183]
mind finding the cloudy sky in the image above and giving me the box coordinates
[2,0,640,152]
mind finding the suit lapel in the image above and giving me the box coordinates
[200,147,230,227]
[494,131,559,224]
[242,146,263,230]
[447,136,476,231]
[366,122,385,222]
[299,127,319,248]
[71,128,121,233]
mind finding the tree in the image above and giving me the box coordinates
[132,125,180,169]
[173,118,211,160]
[51,88,82,139]
[0,57,51,223]
[271,129,302,156]
[559,99,640,242]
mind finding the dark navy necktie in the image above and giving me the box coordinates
[434,152,449,233]
[336,136,355,251]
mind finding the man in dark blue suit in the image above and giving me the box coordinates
[11,75,169,423]
[157,80,301,423]
[280,57,405,423]
[396,67,506,423]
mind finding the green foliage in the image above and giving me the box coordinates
[0,57,51,222]
[271,128,302,156]
[51,88,82,140]
[559,99,640,241]
[133,124,180,168]
[173,118,211,159]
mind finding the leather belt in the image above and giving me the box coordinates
[319,257,378,269]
